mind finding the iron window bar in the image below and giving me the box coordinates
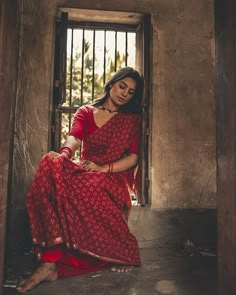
[57,21,137,148]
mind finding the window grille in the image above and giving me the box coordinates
[59,25,136,148]
[52,12,151,205]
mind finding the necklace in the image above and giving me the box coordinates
[99,105,118,113]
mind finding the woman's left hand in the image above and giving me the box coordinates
[82,160,108,172]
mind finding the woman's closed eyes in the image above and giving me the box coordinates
[119,82,135,96]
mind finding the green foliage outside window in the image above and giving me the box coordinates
[60,29,135,149]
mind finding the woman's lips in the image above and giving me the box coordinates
[117,96,126,102]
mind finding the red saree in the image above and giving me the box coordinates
[26,111,141,278]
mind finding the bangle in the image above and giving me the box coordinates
[108,162,114,173]
[58,146,73,159]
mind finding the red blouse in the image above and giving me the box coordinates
[70,105,139,155]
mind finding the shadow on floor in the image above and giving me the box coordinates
[4,209,217,295]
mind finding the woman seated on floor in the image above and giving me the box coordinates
[17,67,144,293]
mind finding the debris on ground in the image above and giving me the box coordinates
[176,239,216,257]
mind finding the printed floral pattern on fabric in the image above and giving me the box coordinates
[26,112,141,270]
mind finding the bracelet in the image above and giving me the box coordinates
[58,146,73,159]
[108,162,114,173]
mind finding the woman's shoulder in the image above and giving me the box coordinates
[72,105,94,122]
[75,104,94,115]
[78,104,94,112]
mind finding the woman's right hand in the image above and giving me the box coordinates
[48,151,62,158]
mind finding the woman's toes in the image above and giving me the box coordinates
[111,266,117,272]
[16,263,57,293]
[110,264,133,272]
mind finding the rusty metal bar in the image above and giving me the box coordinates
[69,28,73,107]
[92,30,95,101]
[81,29,85,106]
[125,32,128,66]
[115,30,117,72]
[103,30,106,85]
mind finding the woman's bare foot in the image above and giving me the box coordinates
[16,263,57,293]
[110,264,134,273]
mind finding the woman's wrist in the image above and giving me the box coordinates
[108,162,114,173]
[60,151,70,158]
[100,164,109,172]
[58,146,73,159]
[100,164,111,173]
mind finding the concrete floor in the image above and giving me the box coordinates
[3,208,217,295]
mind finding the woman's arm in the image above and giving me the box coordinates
[59,135,81,158]
[109,153,138,172]
[58,106,88,158]
[83,153,138,173]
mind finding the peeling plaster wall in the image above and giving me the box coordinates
[11,0,215,213]
[150,1,216,208]
[11,1,56,208]
[0,0,20,285]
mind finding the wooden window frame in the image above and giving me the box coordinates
[51,10,151,205]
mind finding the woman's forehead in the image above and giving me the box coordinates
[117,77,137,88]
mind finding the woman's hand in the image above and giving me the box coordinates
[48,151,62,158]
[82,160,108,172]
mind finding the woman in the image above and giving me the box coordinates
[17,67,144,293]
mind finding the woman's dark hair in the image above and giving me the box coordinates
[92,67,144,114]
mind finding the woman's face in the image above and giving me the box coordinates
[108,77,136,107]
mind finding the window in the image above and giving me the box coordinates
[52,9,151,205]
[62,26,136,148]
